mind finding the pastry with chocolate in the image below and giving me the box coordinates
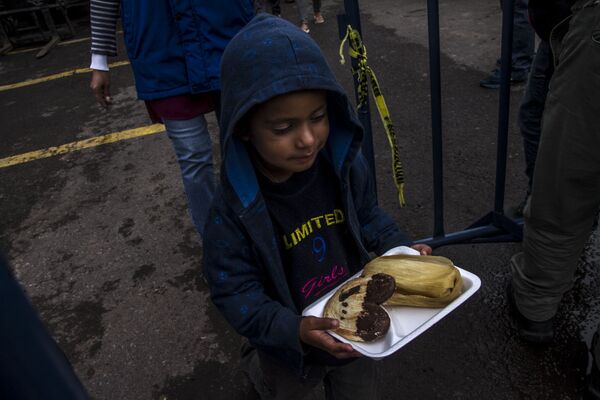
[323,273,395,342]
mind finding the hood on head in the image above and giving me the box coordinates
[219,13,363,208]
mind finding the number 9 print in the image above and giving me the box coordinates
[312,236,326,262]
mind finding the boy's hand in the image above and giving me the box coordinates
[299,316,362,359]
[411,244,432,255]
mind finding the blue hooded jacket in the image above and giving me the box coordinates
[120,0,254,100]
[203,14,412,373]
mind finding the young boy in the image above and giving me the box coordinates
[203,14,431,399]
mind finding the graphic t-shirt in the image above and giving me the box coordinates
[258,155,363,311]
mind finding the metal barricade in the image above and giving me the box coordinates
[0,0,87,57]
[338,0,523,248]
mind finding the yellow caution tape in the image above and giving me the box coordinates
[339,25,405,207]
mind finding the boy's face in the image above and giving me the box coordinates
[244,90,329,182]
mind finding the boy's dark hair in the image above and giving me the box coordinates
[233,107,255,139]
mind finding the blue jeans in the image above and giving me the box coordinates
[295,0,310,22]
[497,0,535,75]
[164,115,215,238]
[518,40,552,192]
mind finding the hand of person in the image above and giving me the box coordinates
[299,316,362,359]
[411,243,432,255]
[90,70,112,108]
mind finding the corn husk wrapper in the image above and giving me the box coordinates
[361,254,463,308]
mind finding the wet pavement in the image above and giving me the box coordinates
[1,1,599,399]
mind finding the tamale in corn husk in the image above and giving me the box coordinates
[361,254,463,308]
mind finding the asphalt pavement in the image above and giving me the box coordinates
[1,1,599,399]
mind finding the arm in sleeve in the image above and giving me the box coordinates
[202,203,304,357]
[349,153,413,254]
[90,0,120,57]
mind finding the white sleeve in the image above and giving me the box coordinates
[90,53,109,71]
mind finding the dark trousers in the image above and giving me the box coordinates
[271,0,281,14]
[511,0,600,347]
[518,40,552,192]
[497,0,535,74]
[313,0,321,12]
[254,0,281,15]
[241,343,379,400]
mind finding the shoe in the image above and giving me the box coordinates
[585,360,600,400]
[479,68,528,89]
[314,13,325,24]
[506,280,554,345]
[300,21,310,33]
[505,195,528,219]
[584,333,600,400]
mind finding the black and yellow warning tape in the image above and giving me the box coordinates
[339,25,406,207]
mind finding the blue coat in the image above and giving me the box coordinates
[203,14,412,374]
[120,0,254,100]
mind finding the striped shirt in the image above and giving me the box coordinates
[90,0,120,56]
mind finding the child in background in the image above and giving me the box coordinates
[266,0,323,32]
[203,14,431,399]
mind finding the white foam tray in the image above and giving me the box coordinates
[301,252,481,360]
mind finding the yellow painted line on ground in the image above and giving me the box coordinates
[6,31,124,55]
[7,36,91,55]
[0,60,130,93]
[0,124,165,169]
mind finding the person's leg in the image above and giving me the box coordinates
[313,0,324,23]
[270,0,281,16]
[240,343,325,400]
[481,0,535,88]
[323,358,379,400]
[517,40,552,194]
[509,0,535,79]
[590,326,600,398]
[254,0,266,13]
[511,6,600,323]
[164,115,215,238]
[295,0,311,32]
[494,0,535,76]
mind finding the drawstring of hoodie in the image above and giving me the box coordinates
[339,25,406,207]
